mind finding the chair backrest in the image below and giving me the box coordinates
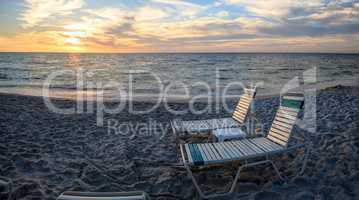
[266,94,304,147]
[232,88,257,124]
[57,191,150,200]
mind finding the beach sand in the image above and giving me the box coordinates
[0,85,358,200]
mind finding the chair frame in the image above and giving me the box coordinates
[57,191,151,200]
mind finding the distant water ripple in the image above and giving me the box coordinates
[0,53,358,99]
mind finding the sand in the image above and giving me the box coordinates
[0,85,358,200]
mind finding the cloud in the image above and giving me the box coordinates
[151,0,203,8]
[216,11,229,18]
[84,7,128,20]
[258,0,359,36]
[225,0,323,18]
[136,6,169,21]
[62,7,138,48]
[150,0,207,17]
[131,16,263,45]
[213,1,223,7]
[3,0,358,52]
[20,0,85,28]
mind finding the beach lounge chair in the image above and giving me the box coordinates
[57,191,150,200]
[180,94,307,199]
[171,88,257,139]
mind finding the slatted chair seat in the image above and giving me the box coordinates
[171,88,256,138]
[180,94,306,199]
[57,191,150,200]
[183,137,284,166]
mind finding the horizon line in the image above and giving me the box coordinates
[1,51,359,54]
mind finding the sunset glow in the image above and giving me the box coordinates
[65,37,81,45]
[0,0,358,53]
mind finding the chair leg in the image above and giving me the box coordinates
[170,121,178,139]
[268,160,285,181]
[184,163,243,199]
[287,146,310,177]
[185,160,280,199]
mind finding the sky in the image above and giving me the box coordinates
[0,0,358,53]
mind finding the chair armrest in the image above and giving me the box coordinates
[179,144,188,165]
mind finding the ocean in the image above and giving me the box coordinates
[0,53,358,101]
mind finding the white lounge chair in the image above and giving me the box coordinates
[171,88,257,139]
[180,94,307,199]
[57,191,150,200]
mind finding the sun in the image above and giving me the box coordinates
[61,31,86,52]
[63,37,84,52]
[65,37,82,45]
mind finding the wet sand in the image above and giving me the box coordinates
[0,85,359,199]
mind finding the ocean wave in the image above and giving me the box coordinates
[0,73,8,79]
[122,70,151,75]
[0,59,14,64]
[25,60,52,65]
[0,53,358,101]
[217,68,233,72]
[331,70,354,76]
[0,67,34,72]
[276,68,304,71]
